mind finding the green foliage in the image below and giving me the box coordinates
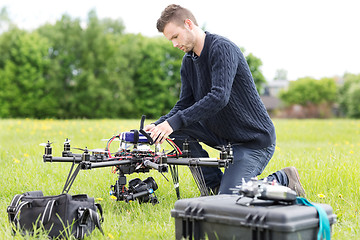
[0,10,265,119]
[245,52,266,93]
[347,83,360,118]
[279,77,337,106]
[338,73,360,118]
[132,36,183,118]
[35,12,136,118]
[0,28,57,118]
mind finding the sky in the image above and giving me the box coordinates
[1,0,360,81]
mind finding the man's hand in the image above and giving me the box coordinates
[148,121,173,144]
[144,123,155,132]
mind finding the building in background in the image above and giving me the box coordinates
[261,80,289,117]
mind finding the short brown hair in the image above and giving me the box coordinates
[156,4,198,32]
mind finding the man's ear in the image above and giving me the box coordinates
[184,19,193,30]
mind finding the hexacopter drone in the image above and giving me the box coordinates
[42,116,233,204]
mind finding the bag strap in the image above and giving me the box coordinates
[95,203,104,223]
[7,194,29,234]
[296,197,331,240]
[7,194,24,223]
[40,199,56,225]
[77,205,104,239]
[7,191,50,233]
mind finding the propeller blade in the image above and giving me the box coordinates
[39,141,54,146]
[72,147,88,152]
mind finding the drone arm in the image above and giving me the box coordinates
[143,160,168,172]
[83,160,132,169]
[167,158,229,167]
[43,155,82,163]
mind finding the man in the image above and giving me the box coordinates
[145,4,305,196]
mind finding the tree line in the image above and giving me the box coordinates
[0,9,265,119]
[278,74,360,118]
[1,8,359,119]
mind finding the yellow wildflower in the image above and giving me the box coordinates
[318,194,326,198]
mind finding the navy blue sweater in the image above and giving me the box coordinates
[155,32,275,149]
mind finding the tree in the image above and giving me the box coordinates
[245,52,266,93]
[0,28,57,118]
[131,36,182,118]
[69,10,133,118]
[279,77,337,106]
[347,83,360,118]
[338,73,360,118]
[0,9,267,119]
[36,11,134,118]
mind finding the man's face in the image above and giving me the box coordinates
[163,21,196,53]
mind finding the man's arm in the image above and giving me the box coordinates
[165,41,240,132]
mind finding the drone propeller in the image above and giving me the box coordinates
[39,141,54,146]
[73,147,109,154]
[72,147,89,152]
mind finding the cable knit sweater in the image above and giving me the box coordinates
[155,32,275,149]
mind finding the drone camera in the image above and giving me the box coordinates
[111,176,159,204]
[129,177,158,193]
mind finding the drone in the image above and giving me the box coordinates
[232,178,297,206]
[42,116,233,204]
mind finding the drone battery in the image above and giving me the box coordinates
[121,131,150,143]
[171,194,336,240]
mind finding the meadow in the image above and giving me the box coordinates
[0,119,359,239]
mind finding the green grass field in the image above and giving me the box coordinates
[0,119,359,239]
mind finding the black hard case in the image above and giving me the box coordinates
[171,194,336,240]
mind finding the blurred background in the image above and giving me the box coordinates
[1,0,360,119]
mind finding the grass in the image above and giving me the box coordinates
[0,118,359,239]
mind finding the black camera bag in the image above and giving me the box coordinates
[7,190,104,239]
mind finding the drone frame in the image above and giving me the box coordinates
[42,116,233,203]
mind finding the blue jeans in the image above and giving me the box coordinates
[170,122,288,194]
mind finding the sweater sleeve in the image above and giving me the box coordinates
[166,40,239,131]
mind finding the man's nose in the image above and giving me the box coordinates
[172,40,178,48]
